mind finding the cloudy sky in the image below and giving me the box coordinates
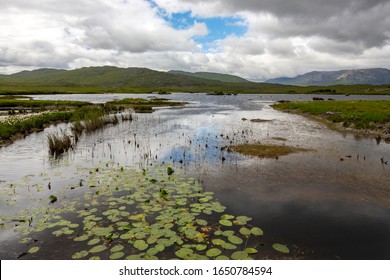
[1,0,390,80]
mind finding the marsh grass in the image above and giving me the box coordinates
[272,100,390,129]
[47,132,72,155]
[230,144,307,158]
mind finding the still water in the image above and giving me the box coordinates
[0,93,389,259]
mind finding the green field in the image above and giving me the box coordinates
[272,100,390,130]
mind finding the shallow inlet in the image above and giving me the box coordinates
[0,93,389,259]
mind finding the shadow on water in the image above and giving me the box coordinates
[1,93,390,259]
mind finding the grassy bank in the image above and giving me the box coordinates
[272,100,390,139]
[0,97,184,147]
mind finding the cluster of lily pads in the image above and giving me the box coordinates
[7,163,289,259]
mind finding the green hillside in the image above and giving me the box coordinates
[168,70,249,83]
[0,66,390,95]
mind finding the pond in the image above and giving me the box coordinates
[0,93,389,260]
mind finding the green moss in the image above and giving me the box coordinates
[231,144,306,158]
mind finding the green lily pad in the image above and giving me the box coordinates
[228,235,243,245]
[221,242,237,250]
[196,244,207,251]
[89,245,107,253]
[244,248,258,254]
[134,240,148,251]
[239,227,251,236]
[72,250,89,259]
[196,219,207,226]
[206,248,222,258]
[110,252,125,260]
[87,238,100,246]
[110,245,124,253]
[251,227,264,236]
[231,251,249,260]
[28,247,40,254]
[175,248,193,259]
[219,220,233,227]
[216,255,230,260]
[222,230,235,237]
[272,243,290,254]
[126,254,143,260]
[221,214,235,220]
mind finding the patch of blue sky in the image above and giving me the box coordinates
[146,0,247,49]
[167,11,248,49]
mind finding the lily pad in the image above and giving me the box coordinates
[72,250,89,259]
[219,219,233,227]
[28,247,40,254]
[110,245,124,253]
[110,252,125,260]
[196,244,207,251]
[239,227,251,236]
[251,227,264,236]
[87,238,100,246]
[89,245,107,253]
[221,214,235,220]
[244,248,258,254]
[206,248,222,258]
[231,251,249,260]
[228,235,243,245]
[175,248,193,259]
[216,255,230,260]
[272,243,290,254]
[134,240,148,251]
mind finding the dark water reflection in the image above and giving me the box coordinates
[1,93,389,259]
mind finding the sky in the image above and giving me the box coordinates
[1,0,390,81]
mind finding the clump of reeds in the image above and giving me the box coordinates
[47,132,72,156]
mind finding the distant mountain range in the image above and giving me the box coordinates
[0,66,249,88]
[266,68,390,86]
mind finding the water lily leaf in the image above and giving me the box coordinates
[155,244,165,252]
[28,247,40,254]
[221,214,235,220]
[216,255,229,260]
[89,256,101,260]
[211,239,225,246]
[228,236,243,245]
[236,216,252,222]
[206,248,222,258]
[175,248,193,259]
[196,244,207,251]
[147,236,158,244]
[110,245,124,253]
[244,248,258,254]
[147,248,159,256]
[221,242,237,250]
[134,240,148,251]
[219,220,233,227]
[196,219,207,226]
[126,254,143,260]
[89,245,107,253]
[222,230,235,237]
[87,238,100,246]
[110,252,125,260]
[214,230,223,236]
[231,251,249,260]
[272,243,289,254]
[73,235,89,242]
[72,250,89,259]
[239,227,251,236]
[251,227,264,236]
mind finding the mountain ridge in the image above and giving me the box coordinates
[266,68,390,86]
